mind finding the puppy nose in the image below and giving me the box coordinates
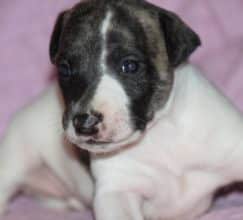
[72,112,103,136]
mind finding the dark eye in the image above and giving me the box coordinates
[58,62,72,80]
[121,60,140,74]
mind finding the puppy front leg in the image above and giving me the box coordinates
[94,191,144,220]
[0,127,40,214]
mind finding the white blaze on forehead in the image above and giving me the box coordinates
[91,10,130,119]
[100,11,113,75]
[101,11,113,38]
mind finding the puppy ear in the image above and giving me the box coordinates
[159,9,201,67]
[49,11,69,64]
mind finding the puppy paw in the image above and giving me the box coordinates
[67,198,87,211]
[37,197,87,212]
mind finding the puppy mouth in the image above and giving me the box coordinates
[65,119,143,153]
[86,139,112,145]
[72,130,143,154]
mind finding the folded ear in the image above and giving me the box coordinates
[49,11,69,64]
[159,9,201,67]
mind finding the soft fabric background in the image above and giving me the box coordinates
[0,0,243,219]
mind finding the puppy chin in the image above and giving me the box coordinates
[68,131,142,154]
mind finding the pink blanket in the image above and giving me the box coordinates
[1,0,243,219]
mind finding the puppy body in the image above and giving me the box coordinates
[0,83,93,213]
[1,62,241,219]
[1,0,243,219]
[91,65,243,220]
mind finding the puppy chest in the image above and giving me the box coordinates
[92,152,220,220]
[92,157,183,212]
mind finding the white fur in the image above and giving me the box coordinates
[90,74,133,142]
[91,65,243,220]
[0,82,93,214]
[1,64,243,219]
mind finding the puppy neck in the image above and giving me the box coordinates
[149,64,195,128]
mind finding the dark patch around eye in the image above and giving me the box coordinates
[107,31,127,46]
[59,62,72,79]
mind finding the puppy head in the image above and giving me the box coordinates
[50,0,201,153]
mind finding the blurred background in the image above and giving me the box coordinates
[0,0,243,220]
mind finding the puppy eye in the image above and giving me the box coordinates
[58,62,72,79]
[121,60,140,74]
